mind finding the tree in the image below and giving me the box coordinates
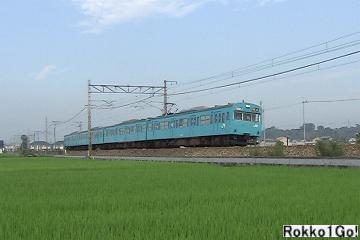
[20,135,29,156]
[356,133,360,145]
[315,140,344,157]
[317,125,325,131]
[268,141,284,157]
[305,123,316,132]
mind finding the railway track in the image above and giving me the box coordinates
[56,155,360,167]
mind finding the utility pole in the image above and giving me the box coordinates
[51,121,61,144]
[87,80,92,158]
[53,124,56,144]
[45,117,48,143]
[302,100,308,144]
[34,131,42,142]
[261,101,266,145]
[45,117,48,153]
[163,80,168,116]
[163,80,177,115]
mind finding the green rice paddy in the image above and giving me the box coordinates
[0,156,359,239]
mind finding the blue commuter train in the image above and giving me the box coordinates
[64,102,262,150]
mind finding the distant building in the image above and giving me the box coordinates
[52,141,64,151]
[349,138,356,144]
[28,141,64,152]
[5,144,20,152]
[30,141,50,151]
[312,136,333,142]
[276,137,289,146]
[0,140,4,154]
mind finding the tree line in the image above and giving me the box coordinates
[265,123,360,142]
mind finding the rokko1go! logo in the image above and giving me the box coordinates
[283,225,358,238]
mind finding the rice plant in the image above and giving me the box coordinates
[0,157,359,240]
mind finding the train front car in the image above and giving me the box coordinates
[228,102,262,145]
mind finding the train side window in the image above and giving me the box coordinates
[136,125,142,132]
[162,121,169,130]
[200,115,210,125]
[234,111,243,120]
[183,119,188,127]
[251,114,257,122]
[196,117,199,126]
[179,119,183,128]
[210,115,213,124]
[153,122,160,130]
[226,112,230,121]
[214,114,218,123]
[244,113,251,121]
[176,120,179,128]
[179,119,187,128]
[222,113,225,123]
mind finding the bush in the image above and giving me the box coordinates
[268,141,284,157]
[315,140,344,157]
[249,147,262,157]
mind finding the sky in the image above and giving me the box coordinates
[1,0,360,143]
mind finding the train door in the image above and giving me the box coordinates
[213,111,223,135]
[169,118,175,138]
[189,114,196,136]
[145,121,149,141]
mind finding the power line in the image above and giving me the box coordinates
[265,103,302,111]
[100,55,359,117]
[174,39,360,93]
[170,57,360,107]
[175,31,360,87]
[306,98,360,104]
[93,95,155,110]
[56,107,86,125]
[169,49,360,96]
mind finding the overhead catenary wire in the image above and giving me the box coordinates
[173,39,360,93]
[169,57,360,106]
[55,107,87,126]
[93,95,155,110]
[174,31,360,88]
[94,54,359,115]
[80,50,360,131]
[264,97,360,112]
[305,98,360,103]
[168,50,360,97]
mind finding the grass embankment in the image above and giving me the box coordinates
[0,157,359,239]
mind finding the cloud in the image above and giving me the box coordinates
[72,0,286,32]
[256,0,286,6]
[35,65,57,80]
[73,0,210,33]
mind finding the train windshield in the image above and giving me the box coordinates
[234,110,261,122]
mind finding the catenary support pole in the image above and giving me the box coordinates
[302,100,306,144]
[87,80,92,158]
[163,80,167,115]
